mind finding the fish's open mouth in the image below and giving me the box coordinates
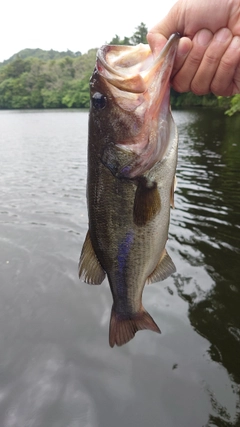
[96,33,180,95]
[93,34,180,179]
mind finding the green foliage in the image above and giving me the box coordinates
[0,76,30,108]
[0,50,96,109]
[170,89,219,108]
[130,22,148,44]
[109,35,131,45]
[61,75,91,108]
[109,23,147,45]
[2,58,31,78]
[224,94,240,116]
[217,96,231,109]
[41,89,62,108]
[0,48,82,68]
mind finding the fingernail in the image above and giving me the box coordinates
[196,29,212,46]
[215,28,231,43]
[231,36,240,48]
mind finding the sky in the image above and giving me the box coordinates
[0,0,178,62]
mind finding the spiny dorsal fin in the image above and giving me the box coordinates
[79,230,106,284]
[133,177,161,227]
[146,249,176,284]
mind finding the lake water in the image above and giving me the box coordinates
[0,109,239,427]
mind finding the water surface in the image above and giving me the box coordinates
[0,109,239,427]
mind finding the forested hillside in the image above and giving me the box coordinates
[0,49,97,109]
[0,23,239,114]
[0,48,82,67]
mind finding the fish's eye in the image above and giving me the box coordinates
[92,92,107,110]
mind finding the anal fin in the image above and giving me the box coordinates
[79,230,106,284]
[146,249,176,284]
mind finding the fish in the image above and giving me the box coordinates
[79,33,180,347]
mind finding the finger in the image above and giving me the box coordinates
[190,28,233,95]
[147,32,167,57]
[147,34,192,68]
[172,29,213,93]
[148,16,178,40]
[147,2,182,52]
[211,35,240,96]
[171,37,192,78]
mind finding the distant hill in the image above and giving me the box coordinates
[0,48,82,67]
[0,46,98,109]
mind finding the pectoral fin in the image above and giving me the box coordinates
[146,249,176,284]
[133,177,161,226]
[79,231,106,284]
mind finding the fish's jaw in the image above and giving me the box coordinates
[97,44,152,94]
[108,107,176,180]
[91,35,179,180]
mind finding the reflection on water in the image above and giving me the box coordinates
[171,109,240,426]
[0,109,239,426]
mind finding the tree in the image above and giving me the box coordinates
[3,58,31,78]
[225,95,240,116]
[108,24,148,46]
[109,35,121,45]
[130,22,148,45]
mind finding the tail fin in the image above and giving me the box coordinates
[109,306,161,348]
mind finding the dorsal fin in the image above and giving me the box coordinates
[79,231,106,284]
[146,249,176,284]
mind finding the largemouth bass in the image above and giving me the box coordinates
[79,34,180,347]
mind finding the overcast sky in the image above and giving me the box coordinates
[0,0,178,62]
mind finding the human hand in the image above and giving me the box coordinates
[147,0,240,96]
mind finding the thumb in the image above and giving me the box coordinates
[147,2,182,53]
[147,32,168,56]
